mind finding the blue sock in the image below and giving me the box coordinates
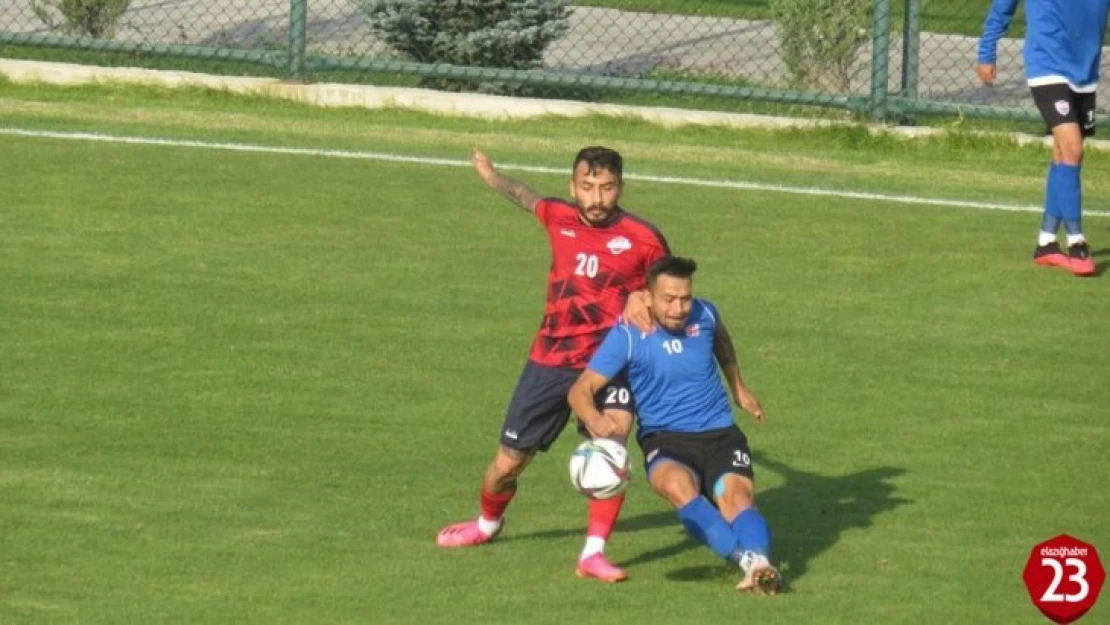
[1044,163,1065,221]
[730,507,771,558]
[1047,162,1082,236]
[677,497,741,562]
[1040,212,1062,237]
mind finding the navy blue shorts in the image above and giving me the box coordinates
[500,360,633,452]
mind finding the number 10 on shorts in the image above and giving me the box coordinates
[1023,535,1105,624]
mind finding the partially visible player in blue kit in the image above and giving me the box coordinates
[568,256,779,595]
[976,0,1108,276]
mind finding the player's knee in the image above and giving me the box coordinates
[714,474,755,509]
[491,446,533,480]
[1054,133,1084,165]
[650,467,699,508]
[495,459,528,481]
[1059,145,1084,166]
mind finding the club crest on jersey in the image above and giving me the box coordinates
[686,324,700,337]
[1054,99,1070,116]
[607,236,632,255]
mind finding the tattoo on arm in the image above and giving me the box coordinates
[714,322,739,368]
[714,322,748,402]
[486,171,542,212]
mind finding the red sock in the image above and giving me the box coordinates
[586,493,625,539]
[480,488,515,521]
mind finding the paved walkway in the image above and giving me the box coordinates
[2,2,1107,111]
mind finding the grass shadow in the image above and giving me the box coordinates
[1089,247,1108,277]
[503,455,911,590]
[503,510,676,543]
[648,455,911,588]
[753,456,911,585]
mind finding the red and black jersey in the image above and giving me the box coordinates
[530,198,670,369]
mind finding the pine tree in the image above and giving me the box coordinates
[357,0,571,94]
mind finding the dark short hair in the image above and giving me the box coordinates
[573,146,623,179]
[647,256,697,287]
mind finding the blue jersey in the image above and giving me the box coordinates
[587,298,734,440]
[977,0,1109,92]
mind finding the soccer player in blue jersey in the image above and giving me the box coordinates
[567,256,780,594]
[976,0,1108,276]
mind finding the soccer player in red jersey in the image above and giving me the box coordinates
[436,146,670,582]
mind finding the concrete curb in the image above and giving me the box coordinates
[3,58,1108,151]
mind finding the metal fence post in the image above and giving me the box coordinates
[288,0,308,81]
[900,0,921,124]
[870,0,892,121]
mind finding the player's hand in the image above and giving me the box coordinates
[735,389,766,425]
[583,415,619,439]
[623,290,653,334]
[975,62,996,86]
[472,147,496,183]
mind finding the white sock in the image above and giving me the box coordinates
[1038,231,1058,247]
[739,551,770,574]
[580,536,606,561]
[1066,233,1086,247]
[477,516,502,537]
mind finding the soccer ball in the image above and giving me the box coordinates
[568,439,631,499]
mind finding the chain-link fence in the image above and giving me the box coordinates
[1,0,1107,123]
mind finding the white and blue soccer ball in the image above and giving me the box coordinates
[568,439,631,499]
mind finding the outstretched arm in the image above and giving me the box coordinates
[975,0,1020,85]
[713,319,766,425]
[568,369,621,438]
[472,148,543,213]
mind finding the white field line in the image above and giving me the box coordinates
[2,126,1107,218]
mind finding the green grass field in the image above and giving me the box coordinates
[1,81,1108,624]
[575,0,1026,37]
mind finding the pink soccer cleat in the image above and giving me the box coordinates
[436,519,502,548]
[1033,242,1069,268]
[1067,241,1096,276]
[575,553,628,583]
